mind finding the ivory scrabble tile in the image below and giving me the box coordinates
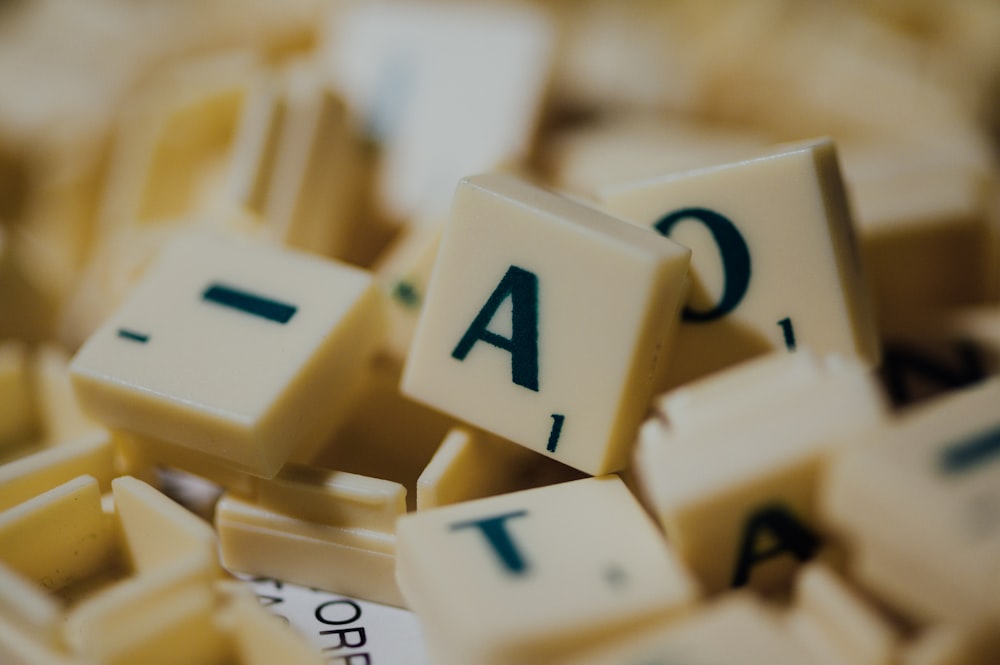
[396,476,699,665]
[324,2,555,219]
[553,594,820,665]
[225,62,363,259]
[402,173,691,475]
[634,350,888,594]
[0,475,115,592]
[372,221,445,365]
[0,340,37,454]
[70,231,383,478]
[786,563,899,665]
[599,138,880,389]
[822,377,1000,624]
[840,137,998,326]
[416,427,585,510]
[0,429,116,511]
[98,52,260,231]
[216,493,403,607]
[32,344,103,444]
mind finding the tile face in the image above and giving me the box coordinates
[822,378,1000,624]
[554,594,820,665]
[599,138,879,389]
[634,351,888,594]
[70,231,383,478]
[401,173,690,474]
[396,476,699,665]
[324,2,555,219]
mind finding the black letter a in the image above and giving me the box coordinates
[452,265,539,392]
[730,504,820,587]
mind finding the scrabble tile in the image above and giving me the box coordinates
[0,340,38,454]
[396,475,699,665]
[402,173,691,475]
[226,584,325,665]
[216,493,403,607]
[303,357,455,511]
[786,563,899,665]
[323,2,555,219]
[849,155,995,324]
[70,231,383,478]
[0,562,62,645]
[900,622,1000,665]
[417,427,585,510]
[58,224,177,350]
[98,52,259,231]
[0,429,116,511]
[255,464,406,533]
[372,221,444,365]
[822,378,1000,623]
[0,475,115,592]
[543,114,767,198]
[552,594,820,665]
[877,307,998,408]
[599,138,880,389]
[634,350,888,594]
[227,61,363,259]
[32,344,103,444]
[62,476,229,664]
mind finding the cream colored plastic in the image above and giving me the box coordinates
[417,427,584,510]
[396,475,699,665]
[0,476,114,592]
[60,477,229,664]
[118,431,255,497]
[901,622,1000,665]
[226,587,325,665]
[545,114,767,198]
[553,594,820,665]
[0,473,222,661]
[70,231,384,478]
[300,357,455,511]
[222,61,364,258]
[58,224,178,350]
[0,340,37,453]
[324,1,555,219]
[372,221,444,364]
[216,493,404,607]
[0,429,116,511]
[402,173,691,475]
[822,378,1000,623]
[634,350,888,593]
[786,563,899,665]
[848,149,995,322]
[255,463,406,532]
[599,138,880,389]
[97,51,259,231]
[257,63,361,258]
[32,345,103,445]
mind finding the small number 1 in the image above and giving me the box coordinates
[547,414,565,452]
[778,317,796,351]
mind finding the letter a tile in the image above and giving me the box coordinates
[401,173,690,475]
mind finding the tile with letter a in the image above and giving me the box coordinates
[634,350,888,595]
[599,138,879,389]
[822,377,1000,624]
[401,173,690,475]
[396,476,699,665]
[69,230,383,479]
